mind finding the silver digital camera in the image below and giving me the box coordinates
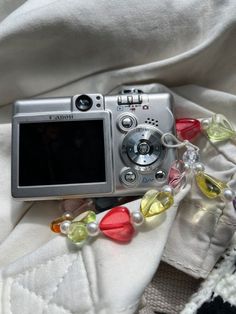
[12,90,176,199]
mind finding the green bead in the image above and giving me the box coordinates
[141,190,174,218]
[206,114,235,142]
[195,172,228,199]
[67,222,88,244]
[73,210,96,224]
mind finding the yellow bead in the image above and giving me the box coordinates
[67,222,88,244]
[195,172,228,199]
[206,114,235,142]
[141,190,174,218]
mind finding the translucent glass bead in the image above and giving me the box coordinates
[140,190,174,218]
[50,219,62,233]
[99,206,134,242]
[182,148,199,166]
[73,210,96,224]
[176,118,201,141]
[205,114,236,142]
[167,160,187,192]
[195,172,228,199]
[67,222,88,244]
[50,211,74,233]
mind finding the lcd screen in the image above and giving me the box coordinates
[19,120,106,186]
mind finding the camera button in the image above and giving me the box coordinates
[127,96,133,103]
[124,171,136,183]
[155,170,167,181]
[122,116,134,128]
[137,141,150,155]
[118,114,137,131]
[120,168,138,186]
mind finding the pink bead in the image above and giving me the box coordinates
[167,160,187,192]
[176,118,201,141]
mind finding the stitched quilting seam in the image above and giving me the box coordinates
[46,254,78,303]
[5,252,93,314]
[161,255,207,275]
[80,249,96,314]
[7,252,76,280]
[12,281,73,314]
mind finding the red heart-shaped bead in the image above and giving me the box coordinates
[176,118,201,141]
[99,206,135,243]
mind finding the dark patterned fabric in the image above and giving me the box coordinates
[197,296,236,314]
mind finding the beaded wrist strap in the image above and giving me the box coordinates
[176,113,236,142]
[50,116,236,246]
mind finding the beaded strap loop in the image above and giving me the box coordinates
[50,115,236,247]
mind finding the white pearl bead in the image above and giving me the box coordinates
[162,185,174,195]
[86,222,99,236]
[60,220,71,234]
[63,211,73,220]
[193,162,205,173]
[221,188,235,202]
[201,119,210,130]
[131,211,144,226]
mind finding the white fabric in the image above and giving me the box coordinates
[0,1,236,313]
[0,194,190,314]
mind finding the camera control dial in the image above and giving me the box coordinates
[121,125,166,171]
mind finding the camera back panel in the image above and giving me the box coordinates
[12,92,176,200]
[105,93,176,195]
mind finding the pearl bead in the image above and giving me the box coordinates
[221,188,235,202]
[162,185,174,195]
[63,211,74,220]
[193,162,205,173]
[86,222,99,236]
[201,119,210,130]
[60,220,71,234]
[131,211,144,226]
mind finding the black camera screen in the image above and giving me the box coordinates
[19,120,106,186]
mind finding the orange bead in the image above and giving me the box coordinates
[50,211,74,233]
[50,221,62,233]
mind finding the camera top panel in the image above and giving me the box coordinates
[13,94,104,115]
